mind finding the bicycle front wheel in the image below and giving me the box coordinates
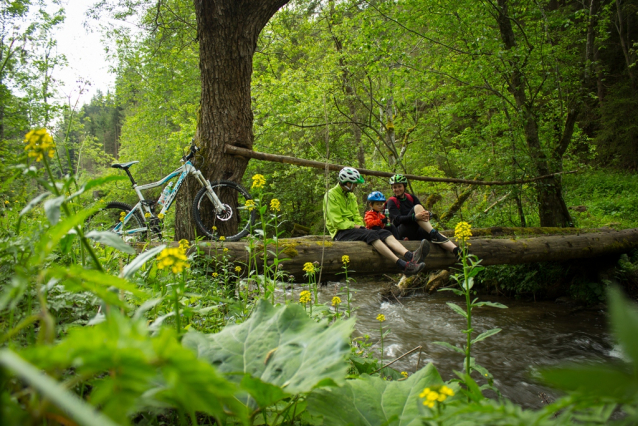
[85,202,148,243]
[192,181,256,242]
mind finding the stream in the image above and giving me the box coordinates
[307,279,618,410]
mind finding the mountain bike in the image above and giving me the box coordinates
[87,144,256,242]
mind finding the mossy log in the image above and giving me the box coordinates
[144,227,638,282]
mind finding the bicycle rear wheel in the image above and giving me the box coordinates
[85,202,149,243]
[192,181,256,242]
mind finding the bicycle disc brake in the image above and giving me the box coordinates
[216,203,233,221]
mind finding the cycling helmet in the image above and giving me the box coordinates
[338,167,365,184]
[389,174,408,185]
[367,191,386,202]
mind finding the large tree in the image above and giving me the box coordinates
[174,0,290,239]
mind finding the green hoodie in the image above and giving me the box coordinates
[323,184,365,238]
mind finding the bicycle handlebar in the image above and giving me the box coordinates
[182,144,199,162]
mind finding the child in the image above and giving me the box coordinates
[364,191,400,239]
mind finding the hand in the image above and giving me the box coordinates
[354,224,362,229]
[415,210,429,221]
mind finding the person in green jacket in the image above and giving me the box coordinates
[323,167,428,276]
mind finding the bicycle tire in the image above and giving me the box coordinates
[85,202,149,243]
[192,180,256,242]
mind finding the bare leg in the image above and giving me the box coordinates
[383,236,409,256]
[371,240,400,262]
[413,204,457,252]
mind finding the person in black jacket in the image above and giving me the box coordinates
[387,174,461,259]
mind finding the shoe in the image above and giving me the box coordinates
[410,239,431,264]
[404,260,426,276]
[430,229,450,244]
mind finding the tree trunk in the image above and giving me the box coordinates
[166,228,638,281]
[175,0,289,240]
[496,0,573,227]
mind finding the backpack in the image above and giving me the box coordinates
[386,193,414,211]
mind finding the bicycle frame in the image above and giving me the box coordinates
[113,160,223,236]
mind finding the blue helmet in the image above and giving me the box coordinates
[367,191,386,202]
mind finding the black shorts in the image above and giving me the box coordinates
[370,225,400,240]
[335,227,394,244]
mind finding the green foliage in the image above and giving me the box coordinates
[183,299,354,394]
[307,363,444,426]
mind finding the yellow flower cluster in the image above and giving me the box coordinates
[158,213,165,220]
[144,212,151,219]
[455,221,472,243]
[302,262,315,274]
[299,290,311,304]
[270,198,281,212]
[252,174,266,189]
[332,296,341,306]
[245,199,255,212]
[4,200,9,205]
[24,129,56,162]
[219,236,226,241]
[120,211,126,222]
[179,239,190,251]
[157,247,190,274]
[401,371,408,378]
[235,266,242,273]
[212,272,219,278]
[419,385,454,408]
[342,255,350,265]
[376,314,386,322]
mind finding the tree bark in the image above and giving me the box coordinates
[146,228,638,281]
[175,0,290,240]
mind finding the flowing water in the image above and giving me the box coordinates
[305,279,618,410]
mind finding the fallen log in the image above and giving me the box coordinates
[162,228,638,281]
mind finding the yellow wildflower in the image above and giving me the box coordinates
[144,212,151,219]
[252,174,266,189]
[179,239,190,252]
[156,247,190,274]
[270,198,281,212]
[419,385,454,408]
[299,290,311,304]
[219,236,226,241]
[332,296,341,306]
[245,199,255,212]
[401,371,408,378]
[4,200,9,205]
[377,314,386,322]
[455,221,472,243]
[212,226,217,231]
[212,272,219,278]
[23,129,56,162]
[235,266,242,273]
[342,255,350,265]
[223,248,229,253]
[302,262,315,274]
[120,211,126,222]
[158,213,165,219]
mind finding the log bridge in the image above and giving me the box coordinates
[159,227,638,281]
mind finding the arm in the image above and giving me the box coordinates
[349,194,365,227]
[325,192,357,231]
[387,199,414,226]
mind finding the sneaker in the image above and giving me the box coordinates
[411,239,431,264]
[404,260,426,276]
[430,229,450,244]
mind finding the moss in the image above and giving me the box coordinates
[281,240,302,258]
[315,241,333,247]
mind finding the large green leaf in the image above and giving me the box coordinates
[85,230,136,254]
[307,363,443,426]
[608,285,638,365]
[0,350,119,426]
[183,300,354,395]
[538,363,638,401]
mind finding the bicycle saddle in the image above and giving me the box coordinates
[110,161,139,170]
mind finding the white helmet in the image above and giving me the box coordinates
[338,167,365,184]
